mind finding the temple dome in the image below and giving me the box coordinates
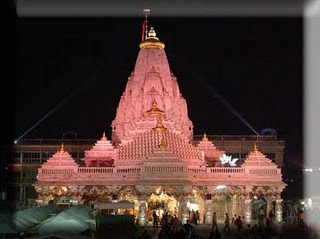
[111,27,193,144]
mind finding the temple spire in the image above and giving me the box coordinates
[102,132,107,140]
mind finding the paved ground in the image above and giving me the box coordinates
[137,224,265,239]
[98,223,318,239]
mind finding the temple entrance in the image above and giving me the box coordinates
[212,194,232,221]
[251,196,267,220]
[147,193,178,223]
[184,194,205,224]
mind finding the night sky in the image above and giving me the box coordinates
[12,17,302,196]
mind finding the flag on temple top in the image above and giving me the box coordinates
[142,19,146,42]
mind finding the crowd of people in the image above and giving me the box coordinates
[131,206,319,239]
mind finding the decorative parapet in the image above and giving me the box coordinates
[36,164,285,185]
[36,143,285,187]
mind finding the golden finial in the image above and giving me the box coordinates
[60,143,65,153]
[146,100,164,118]
[139,27,165,49]
[203,132,208,140]
[153,118,167,132]
[148,27,158,39]
[102,132,107,140]
[253,143,259,153]
[159,137,167,148]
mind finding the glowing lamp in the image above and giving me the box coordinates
[216,185,226,190]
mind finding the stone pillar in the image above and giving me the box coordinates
[266,196,273,219]
[231,195,238,217]
[275,199,283,223]
[19,185,24,204]
[238,195,245,217]
[180,198,189,225]
[245,194,252,224]
[205,199,213,224]
[23,186,26,205]
[138,200,147,227]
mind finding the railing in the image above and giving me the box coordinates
[78,167,114,174]
[193,135,278,141]
[116,168,140,174]
[41,169,74,174]
[248,169,278,175]
[188,168,206,173]
[13,139,97,146]
[38,166,279,177]
[207,167,245,174]
[145,166,184,173]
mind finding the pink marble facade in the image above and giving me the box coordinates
[111,28,193,144]
[35,26,286,224]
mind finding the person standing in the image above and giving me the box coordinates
[236,216,243,231]
[223,213,230,233]
[298,210,304,228]
[232,215,236,224]
[152,210,158,229]
[196,210,200,225]
[268,210,274,222]
[212,212,218,230]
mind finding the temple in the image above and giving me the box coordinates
[34,22,286,226]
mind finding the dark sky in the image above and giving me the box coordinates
[12,18,303,193]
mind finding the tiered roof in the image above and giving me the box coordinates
[116,129,202,167]
[197,133,225,160]
[83,132,116,166]
[242,144,278,168]
[41,144,78,169]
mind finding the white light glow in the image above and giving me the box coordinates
[219,154,238,167]
[14,140,18,144]
[307,198,312,208]
[188,203,198,211]
[216,185,226,190]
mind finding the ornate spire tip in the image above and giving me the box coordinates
[60,143,65,153]
[253,143,259,153]
[102,132,107,140]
